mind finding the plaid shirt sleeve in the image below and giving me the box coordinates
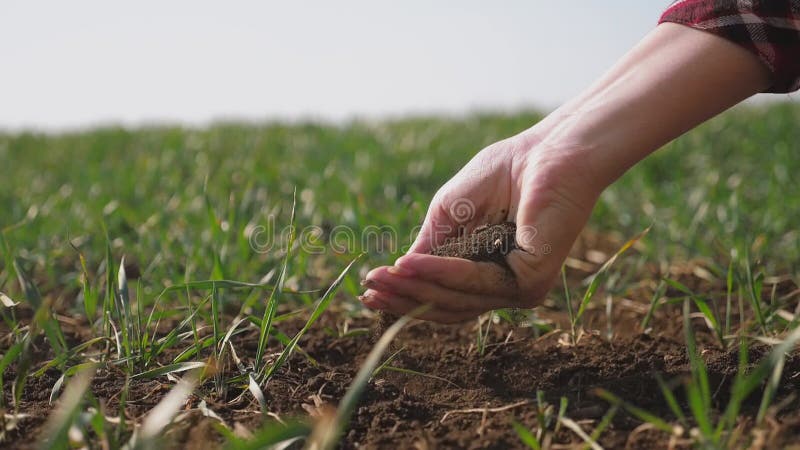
[659,0,800,93]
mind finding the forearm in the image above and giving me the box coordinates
[532,23,771,191]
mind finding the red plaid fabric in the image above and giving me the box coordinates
[660,0,800,93]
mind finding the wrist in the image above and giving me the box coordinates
[514,134,606,215]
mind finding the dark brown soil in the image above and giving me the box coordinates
[4,229,800,449]
[431,222,518,267]
[377,222,518,334]
[6,307,800,450]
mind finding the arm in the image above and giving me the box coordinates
[536,22,771,190]
[360,23,771,323]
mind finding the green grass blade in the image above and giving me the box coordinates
[725,260,734,339]
[593,388,674,434]
[588,404,619,447]
[103,224,115,336]
[248,373,268,414]
[555,396,568,433]
[219,316,248,357]
[157,280,286,296]
[370,347,404,380]
[756,353,784,424]
[0,231,13,290]
[49,362,100,403]
[476,311,494,356]
[33,336,109,377]
[210,285,223,393]
[15,258,67,357]
[117,256,134,371]
[13,258,41,309]
[666,277,723,346]
[561,265,574,334]
[683,299,712,416]
[742,250,767,333]
[640,281,665,331]
[71,243,98,328]
[223,421,311,450]
[256,190,297,372]
[255,280,283,370]
[558,416,602,450]
[132,361,206,380]
[686,380,713,439]
[512,420,542,450]
[0,340,23,409]
[148,299,207,363]
[263,253,364,381]
[36,365,96,450]
[134,370,199,449]
[653,373,687,427]
[307,306,423,450]
[719,325,800,435]
[0,291,18,307]
[574,226,650,327]
[12,336,33,411]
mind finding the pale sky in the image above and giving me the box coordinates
[0,1,793,131]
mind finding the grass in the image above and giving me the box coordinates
[1,103,800,448]
[562,226,650,343]
[513,393,616,450]
[595,302,800,449]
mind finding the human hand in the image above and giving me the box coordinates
[359,22,770,323]
[360,130,601,323]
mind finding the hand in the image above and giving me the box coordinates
[359,23,769,323]
[360,130,601,323]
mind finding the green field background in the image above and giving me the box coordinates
[1,103,798,302]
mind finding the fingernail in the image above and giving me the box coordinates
[359,294,387,309]
[387,265,415,277]
[361,278,393,291]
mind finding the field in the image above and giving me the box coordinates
[1,103,800,449]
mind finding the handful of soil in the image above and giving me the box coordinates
[374,222,518,336]
[430,221,517,268]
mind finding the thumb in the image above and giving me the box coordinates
[406,196,468,255]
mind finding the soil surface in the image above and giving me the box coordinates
[4,229,800,449]
[7,312,799,450]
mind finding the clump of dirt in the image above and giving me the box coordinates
[376,222,518,335]
[431,222,518,267]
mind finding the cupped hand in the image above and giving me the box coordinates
[360,130,602,323]
[360,20,775,323]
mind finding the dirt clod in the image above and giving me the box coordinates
[431,222,517,267]
[375,223,518,337]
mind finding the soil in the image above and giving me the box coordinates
[431,222,518,268]
[4,228,800,449]
[7,312,800,450]
[377,222,518,335]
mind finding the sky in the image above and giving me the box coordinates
[0,1,794,131]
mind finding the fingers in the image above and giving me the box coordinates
[363,266,508,312]
[393,253,519,298]
[360,289,479,324]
